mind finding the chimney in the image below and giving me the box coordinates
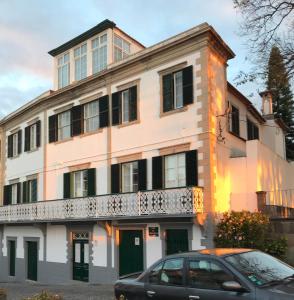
[259,90,273,116]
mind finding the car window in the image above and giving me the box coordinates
[149,261,164,284]
[188,259,235,290]
[160,258,184,286]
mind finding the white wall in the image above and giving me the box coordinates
[146,224,162,268]
[46,224,67,263]
[92,225,107,267]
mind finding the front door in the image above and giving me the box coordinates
[119,230,143,276]
[166,229,188,255]
[73,239,89,282]
[27,241,38,281]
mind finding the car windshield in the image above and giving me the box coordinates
[225,251,294,286]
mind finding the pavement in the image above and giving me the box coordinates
[0,282,115,300]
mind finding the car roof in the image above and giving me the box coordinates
[165,248,254,259]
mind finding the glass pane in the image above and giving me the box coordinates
[114,35,122,48]
[149,262,164,284]
[84,243,89,264]
[122,163,132,192]
[122,90,129,122]
[74,171,83,197]
[92,37,99,49]
[64,53,69,63]
[161,258,184,286]
[74,47,80,57]
[174,71,183,108]
[13,134,18,157]
[123,40,130,53]
[100,34,107,44]
[81,44,87,54]
[81,55,87,79]
[75,243,81,263]
[114,47,122,62]
[75,58,81,81]
[83,170,88,197]
[11,184,18,204]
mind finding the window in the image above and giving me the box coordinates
[3,183,20,205]
[92,34,107,73]
[12,133,18,157]
[121,161,138,193]
[72,170,88,198]
[25,121,41,152]
[114,34,130,62]
[160,258,184,286]
[149,262,164,284]
[8,130,21,158]
[58,53,70,88]
[112,86,137,126]
[230,104,240,136]
[28,179,38,203]
[11,184,18,205]
[188,259,234,290]
[84,100,99,132]
[74,44,87,81]
[58,111,71,141]
[162,66,193,113]
[165,153,186,188]
[247,118,259,140]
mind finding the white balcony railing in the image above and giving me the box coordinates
[0,187,203,223]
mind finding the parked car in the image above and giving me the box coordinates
[114,248,294,300]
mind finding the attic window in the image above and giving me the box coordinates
[114,34,130,62]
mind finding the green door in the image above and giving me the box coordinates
[166,229,189,255]
[119,230,143,276]
[27,241,38,281]
[9,240,16,276]
[73,240,89,282]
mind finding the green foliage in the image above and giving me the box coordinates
[214,211,287,259]
[23,291,62,300]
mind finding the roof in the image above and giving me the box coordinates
[48,19,145,57]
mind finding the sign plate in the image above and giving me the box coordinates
[148,227,159,237]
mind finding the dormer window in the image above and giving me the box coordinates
[92,34,107,74]
[58,53,70,88]
[74,44,87,81]
[114,34,130,62]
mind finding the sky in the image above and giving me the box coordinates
[0,0,262,118]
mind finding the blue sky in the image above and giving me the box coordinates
[0,0,262,118]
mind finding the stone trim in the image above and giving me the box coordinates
[68,162,91,172]
[79,92,103,105]
[27,117,40,127]
[26,174,38,181]
[9,127,20,135]
[53,103,74,114]
[157,61,187,75]
[116,78,140,92]
[8,178,19,185]
[116,152,142,164]
[159,143,190,156]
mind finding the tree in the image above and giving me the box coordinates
[267,46,294,160]
[233,0,294,82]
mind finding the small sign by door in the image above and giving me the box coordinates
[134,237,140,246]
[148,227,159,237]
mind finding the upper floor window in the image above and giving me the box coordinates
[92,34,107,74]
[84,100,99,132]
[25,179,38,203]
[58,111,71,141]
[74,44,87,81]
[112,86,137,126]
[162,66,193,113]
[114,35,130,62]
[121,161,138,193]
[24,121,41,152]
[73,170,88,198]
[247,118,259,140]
[58,53,70,88]
[229,104,240,136]
[7,130,22,158]
[164,153,186,188]
[3,182,21,205]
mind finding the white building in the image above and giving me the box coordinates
[0,20,293,284]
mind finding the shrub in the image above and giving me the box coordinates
[23,291,62,300]
[214,211,287,259]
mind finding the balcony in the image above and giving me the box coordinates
[0,187,203,224]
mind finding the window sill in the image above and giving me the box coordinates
[160,106,188,118]
[117,119,140,129]
[79,128,103,138]
[27,147,39,154]
[53,137,73,145]
[228,131,246,142]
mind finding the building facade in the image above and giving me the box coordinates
[0,20,293,284]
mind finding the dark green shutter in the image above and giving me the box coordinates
[71,105,83,136]
[49,115,57,143]
[152,156,163,189]
[182,65,193,106]
[9,240,16,276]
[163,73,174,112]
[22,181,28,203]
[18,130,22,155]
[3,185,11,206]
[31,179,37,202]
[112,92,121,125]
[138,159,147,191]
[129,86,137,122]
[7,135,13,158]
[87,168,96,196]
[111,164,120,193]
[99,95,109,128]
[63,172,71,199]
[24,126,31,152]
[186,150,198,186]
[36,120,41,147]
[17,183,21,204]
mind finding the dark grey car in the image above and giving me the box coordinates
[114,248,294,300]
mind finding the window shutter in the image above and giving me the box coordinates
[99,95,109,128]
[185,150,198,186]
[138,159,147,191]
[17,130,22,155]
[63,172,71,199]
[36,120,41,147]
[71,105,83,136]
[24,126,30,152]
[3,185,11,206]
[162,73,174,112]
[7,135,13,158]
[112,92,121,125]
[22,181,28,203]
[49,115,57,143]
[111,164,120,193]
[129,86,137,122]
[87,168,96,197]
[182,65,194,106]
[17,183,21,204]
[31,179,38,202]
[152,156,163,189]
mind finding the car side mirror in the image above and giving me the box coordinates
[222,281,247,292]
